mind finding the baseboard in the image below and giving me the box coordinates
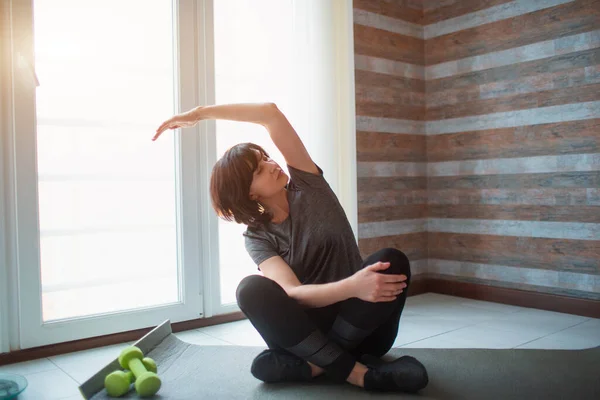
[1,275,597,366]
[407,274,429,297]
[0,311,247,367]
[426,278,600,319]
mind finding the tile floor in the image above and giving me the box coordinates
[1,293,599,399]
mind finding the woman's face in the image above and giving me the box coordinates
[248,151,288,202]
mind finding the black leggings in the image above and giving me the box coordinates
[236,248,411,382]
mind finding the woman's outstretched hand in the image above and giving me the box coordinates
[347,262,408,303]
[152,107,203,141]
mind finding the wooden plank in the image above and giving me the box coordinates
[358,232,427,260]
[427,101,600,134]
[428,48,600,92]
[428,171,600,190]
[358,189,428,208]
[423,0,512,25]
[428,64,599,108]
[359,204,428,223]
[357,101,425,120]
[426,82,600,120]
[358,161,426,178]
[428,188,598,207]
[428,260,600,296]
[354,24,425,65]
[427,119,600,162]
[356,69,425,90]
[428,232,600,274]
[353,0,424,25]
[358,176,427,192]
[356,84,425,107]
[425,0,600,65]
[429,204,600,223]
[357,132,426,162]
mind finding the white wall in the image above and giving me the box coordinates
[0,0,13,354]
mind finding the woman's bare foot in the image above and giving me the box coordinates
[346,362,368,388]
[307,361,370,387]
[307,361,325,377]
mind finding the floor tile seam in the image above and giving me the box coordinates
[396,322,481,346]
[474,313,590,329]
[509,319,595,349]
[43,357,82,385]
[4,358,59,378]
[192,328,245,345]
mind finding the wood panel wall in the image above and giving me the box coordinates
[353,0,428,277]
[354,0,600,299]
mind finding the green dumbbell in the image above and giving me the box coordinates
[105,357,158,397]
[119,346,161,397]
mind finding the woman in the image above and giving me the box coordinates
[153,102,429,393]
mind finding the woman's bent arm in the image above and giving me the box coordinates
[288,279,354,308]
[154,102,318,174]
[260,257,407,308]
[260,256,354,308]
[196,103,317,174]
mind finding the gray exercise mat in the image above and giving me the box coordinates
[82,322,600,399]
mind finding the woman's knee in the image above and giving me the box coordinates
[371,248,411,278]
[236,275,287,311]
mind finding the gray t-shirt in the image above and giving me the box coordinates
[243,164,364,285]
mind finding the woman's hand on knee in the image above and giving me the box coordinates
[346,262,408,303]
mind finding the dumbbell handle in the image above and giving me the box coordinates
[128,358,148,378]
[124,358,157,383]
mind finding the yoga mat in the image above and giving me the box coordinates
[80,320,600,399]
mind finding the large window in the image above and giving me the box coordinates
[0,0,356,350]
[35,0,179,321]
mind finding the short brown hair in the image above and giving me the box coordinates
[210,142,273,228]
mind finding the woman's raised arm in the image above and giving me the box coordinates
[153,103,318,174]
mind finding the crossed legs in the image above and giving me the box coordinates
[236,248,411,383]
